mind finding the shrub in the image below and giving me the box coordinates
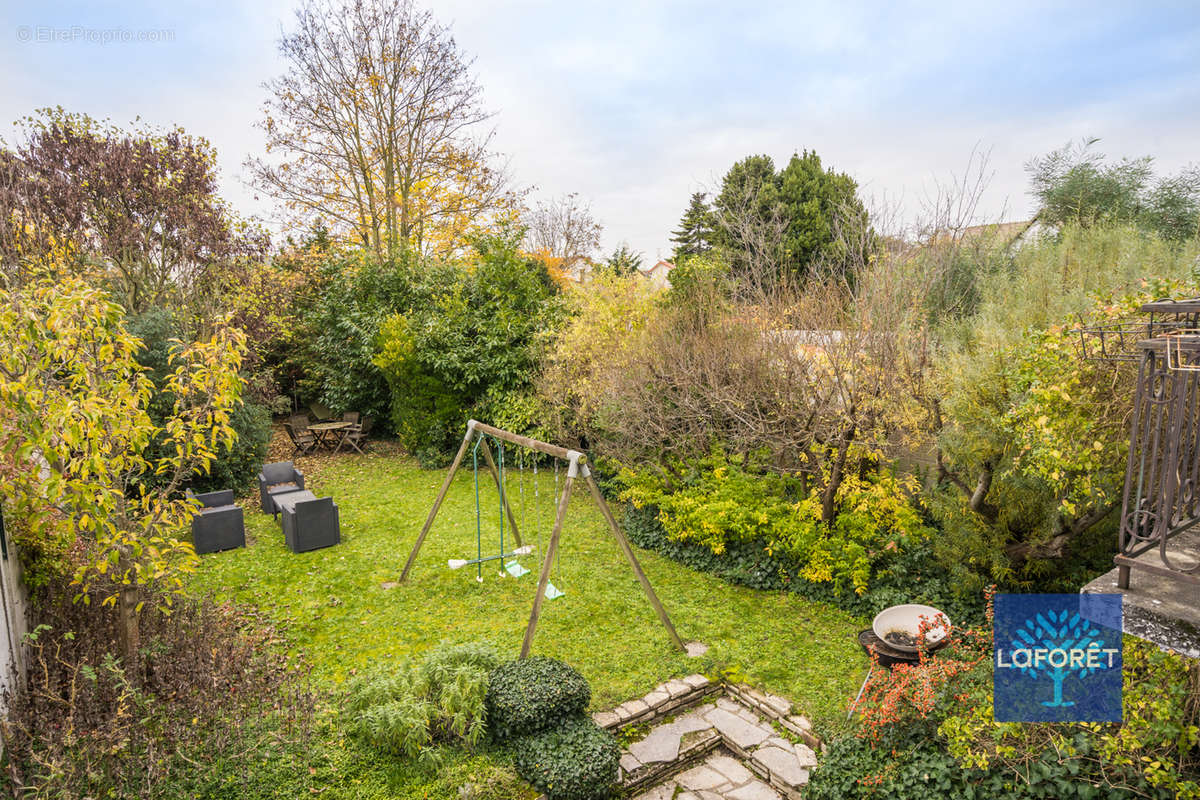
[619,452,932,597]
[511,714,620,800]
[809,729,1175,800]
[931,226,1200,592]
[809,597,1197,800]
[187,399,271,494]
[2,583,316,799]
[374,231,564,461]
[938,638,1199,799]
[343,641,501,759]
[806,734,972,800]
[128,308,270,494]
[622,500,978,623]
[375,313,466,466]
[485,656,591,741]
[291,251,444,428]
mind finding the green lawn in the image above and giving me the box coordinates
[190,446,867,794]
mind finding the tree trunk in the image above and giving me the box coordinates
[117,584,139,669]
[821,430,855,524]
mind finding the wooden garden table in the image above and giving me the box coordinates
[307,420,351,450]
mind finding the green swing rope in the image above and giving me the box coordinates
[497,440,506,573]
[472,437,482,581]
[471,433,510,581]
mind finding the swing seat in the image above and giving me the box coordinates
[544,582,565,600]
[504,560,530,578]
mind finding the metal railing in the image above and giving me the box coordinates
[1111,302,1200,589]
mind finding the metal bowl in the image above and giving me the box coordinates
[871,604,951,653]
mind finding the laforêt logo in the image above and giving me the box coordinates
[993,593,1123,722]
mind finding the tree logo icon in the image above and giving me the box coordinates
[1007,610,1107,707]
[994,594,1123,722]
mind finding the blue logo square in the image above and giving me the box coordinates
[993,593,1123,722]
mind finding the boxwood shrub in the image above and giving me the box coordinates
[511,714,620,800]
[485,656,591,741]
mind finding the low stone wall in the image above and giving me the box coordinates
[724,683,820,751]
[593,675,824,799]
[592,673,720,731]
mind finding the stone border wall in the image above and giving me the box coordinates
[593,675,821,752]
[724,683,820,751]
[592,673,720,730]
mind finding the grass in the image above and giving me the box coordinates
[190,444,868,796]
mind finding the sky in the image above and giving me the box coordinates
[2,0,1198,262]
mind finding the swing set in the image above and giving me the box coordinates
[399,420,686,658]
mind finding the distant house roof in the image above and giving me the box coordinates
[933,219,1039,246]
[639,260,674,276]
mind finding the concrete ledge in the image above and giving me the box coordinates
[1081,531,1200,659]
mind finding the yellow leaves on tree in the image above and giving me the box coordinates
[0,277,246,611]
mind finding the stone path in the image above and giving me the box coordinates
[619,697,818,799]
[634,751,782,800]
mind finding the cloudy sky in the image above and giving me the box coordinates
[2,0,1198,261]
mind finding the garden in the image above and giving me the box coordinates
[1,1,1199,798]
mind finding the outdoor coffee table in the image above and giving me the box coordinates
[307,420,351,450]
[272,489,317,518]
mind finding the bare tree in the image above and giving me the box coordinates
[525,193,603,280]
[249,0,514,258]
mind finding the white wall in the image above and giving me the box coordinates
[0,514,29,718]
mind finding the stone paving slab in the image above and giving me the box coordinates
[632,785,674,800]
[728,781,782,800]
[645,750,783,800]
[629,725,683,763]
[677,764,727,791]
[752,744,809,787]
[703,708,773,750]
[609,679,816,799]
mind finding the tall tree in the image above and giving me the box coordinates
[713,151,866,286]
[1027,138,1200,241]
[0,277,246,663]
[249,0,516,258]
[0,109,263,310]
[669,191,714,261]
[524,193,602,282]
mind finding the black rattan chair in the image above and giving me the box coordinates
[186,489,245,554]
[257,461,306,515]
[282,496,340,553]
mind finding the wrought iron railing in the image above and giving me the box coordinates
[1112,300,1200,589]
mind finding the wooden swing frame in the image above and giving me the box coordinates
[400,420,686,658]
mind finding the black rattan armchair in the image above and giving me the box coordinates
[257,461,306,515]
[186,489,245,554]
[281,495,341,553]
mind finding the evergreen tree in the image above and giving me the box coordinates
[712,151,866,283]
[599,242,644,277]
[670,192,715,261]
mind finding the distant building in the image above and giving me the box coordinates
[932,219,1043,248]
[567,260,593,283]
[638,260,674,290]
